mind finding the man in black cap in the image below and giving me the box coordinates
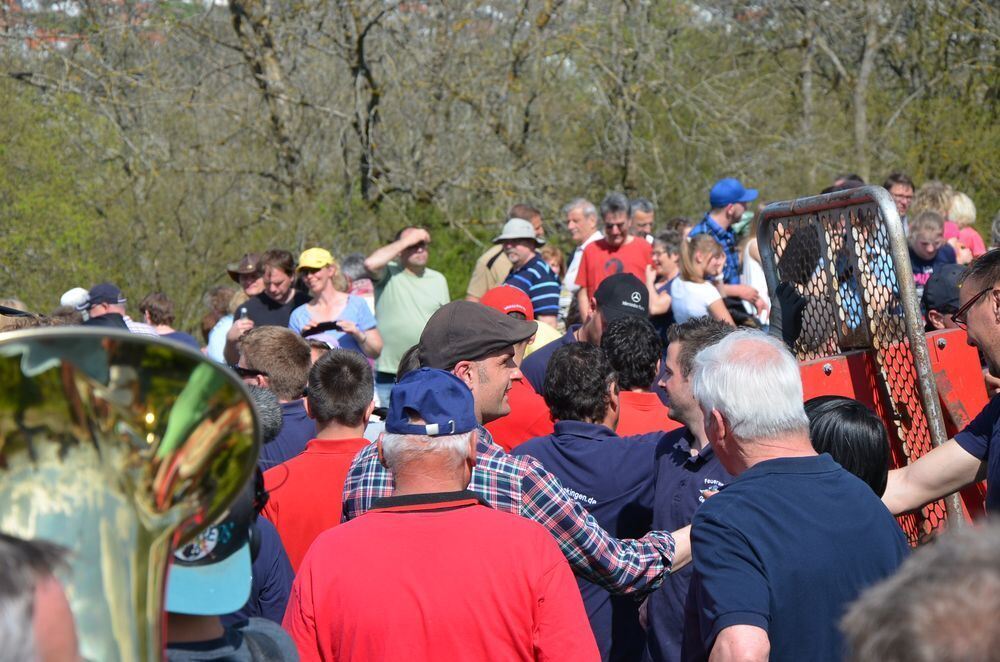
[79,283,157,335]
[343,300,688,604]
[922,263,965,331]
[521,272,650,394]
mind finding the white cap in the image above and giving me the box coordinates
[59,287,90,309]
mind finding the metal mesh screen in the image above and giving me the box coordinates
[757,186,957,544]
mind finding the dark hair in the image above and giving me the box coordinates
[600,192,631,220]
[960,248,1000,291]
[882,172,915,191]
[664,216,694,234]
[397,343,423,381]
[543,343,616,423]
[804,396,889,496]
[139,292,175,326]
[307,349,374,427]
[260,249,296,276]
[393,226,424,242]
[666,317,735,377]
[654,230,681,256]
[508,203,541,222]
[601,316,660,390]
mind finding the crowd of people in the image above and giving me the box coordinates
[1,171,999,662]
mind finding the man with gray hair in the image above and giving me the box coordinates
[682,329,908,662]
[285,367,599,661]
[631,197,656,243]
[841,523,1000,662]
[560,198,604,320]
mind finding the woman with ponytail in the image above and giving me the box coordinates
[669,234,735,325]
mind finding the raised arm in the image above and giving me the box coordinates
[882,439,984,515]
[364,228,429,279]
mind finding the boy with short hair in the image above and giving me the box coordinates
[908,210,956,300]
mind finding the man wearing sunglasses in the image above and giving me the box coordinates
[883,249,1000,516]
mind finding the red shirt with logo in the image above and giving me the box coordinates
[575,238,653,294]
[262,437,370,571]
[283,491,600,662]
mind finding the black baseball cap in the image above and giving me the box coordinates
[595,273,649,323]
[922,264,966,314]
[418,301,537,370]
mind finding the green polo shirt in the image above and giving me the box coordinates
[374,262,450,374]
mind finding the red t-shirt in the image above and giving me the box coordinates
[284,492,599,662]
[615,391,683,436]
[486,379,555,452]
[575,238,653,294]
[262,437,370,571]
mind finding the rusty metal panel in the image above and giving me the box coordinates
[758,186,960,543]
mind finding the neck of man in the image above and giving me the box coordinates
[315,417,367,440]
[575,314,601,344]
[166,614,225,644]
[152,324,174,334]
[708,208,731,230]
[578,228,599,247]
[404,260,425,277]
[684,416,711,454]
[392,465,468,497]
[732,432,817,474]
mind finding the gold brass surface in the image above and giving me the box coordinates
[0,328,258,661]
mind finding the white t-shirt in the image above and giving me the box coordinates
[670,278,722,323]
[741,242,771,326]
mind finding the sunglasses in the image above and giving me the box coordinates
[229,364,268,379]
[951,286,996,330]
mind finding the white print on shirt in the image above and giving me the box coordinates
[699,477,727,504]
[564,487,598,506]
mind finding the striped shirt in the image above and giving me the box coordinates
[689,214,739,284]
[505,253,561,316]
[342,427,676,596]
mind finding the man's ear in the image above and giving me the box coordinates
[706,408,726,443]
[303,396,315,420]
[927,310,946,330]
[452,361,475,388]
[607,380,621,415]
[363,400,376,424]
[992,289,1000,323]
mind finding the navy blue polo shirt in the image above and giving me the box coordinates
[689,214,739,284]
[521,325,579,394]
[682,454,909,662]
[955,394,1000,512]
[258,399,315,470]
[505,253,562,317]
[512,421,662,661]
[643,430,733,662]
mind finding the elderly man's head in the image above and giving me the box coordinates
[418,301,536,423]
[956,250,1000,376]
[690,329,810,474]
[379,368,479,488]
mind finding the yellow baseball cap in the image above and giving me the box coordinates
[297,248,335,270]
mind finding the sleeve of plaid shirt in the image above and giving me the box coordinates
[517,453,676,596]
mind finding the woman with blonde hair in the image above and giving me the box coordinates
[289,247,383,359]
[949,191,986,258]
[669,234,735,325]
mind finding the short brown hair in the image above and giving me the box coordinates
[260,249,296,277]
[508,203,541,222]
[239,326,311,401]
[667,317,735,377]
[139,292,175,326]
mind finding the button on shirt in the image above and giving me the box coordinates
[512,421,662,661]
[643,430,733,662]
[504,253,562,317]
[954,394,1000,512]
[341,427,676,597]
[689,214,739,284]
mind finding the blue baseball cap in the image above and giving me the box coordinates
[710,178,758,208]
[387,368,478,436]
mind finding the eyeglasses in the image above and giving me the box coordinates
[229,364,268,379]
[951,286,996,330]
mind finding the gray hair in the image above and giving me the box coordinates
[0,533,70,661]
[381,431,474,473]
[691,329,809,440]
[561,198,597,221]
[842,523,1000,662]
[340,253,371,282]
[630,197,655,216]
[990,210,1000,249]
[247,385,283,444]
[600,192,631,220]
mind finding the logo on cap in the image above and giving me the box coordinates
[630,291,642,304]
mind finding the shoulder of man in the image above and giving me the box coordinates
[238,617,298,661]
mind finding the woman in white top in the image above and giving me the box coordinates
[670,233,735,325]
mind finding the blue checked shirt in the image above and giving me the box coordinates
[504,253,561,317]
[342,427,676,596]
[689,214,739,284]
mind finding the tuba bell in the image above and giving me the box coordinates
[0,327,258,661]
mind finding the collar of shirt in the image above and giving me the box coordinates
[582,230,603,249]
[370,489,490,513]
[304,437,369,455]
[280,398,309,420]
[511,252,547,275]
[736,453,837,481]
[552,419,619,441]
[670,433,718,468]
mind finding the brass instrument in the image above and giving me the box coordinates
[0,328,258,661]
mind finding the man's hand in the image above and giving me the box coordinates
[401,227,431,247]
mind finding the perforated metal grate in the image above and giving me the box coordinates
[758,187,957,544]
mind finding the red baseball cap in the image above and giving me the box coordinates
[480,286,535,321]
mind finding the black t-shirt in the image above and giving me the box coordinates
[235,291,311,328]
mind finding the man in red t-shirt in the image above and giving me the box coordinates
[577,192,654,319]
[284,368,599,662]
[262,349,373,571]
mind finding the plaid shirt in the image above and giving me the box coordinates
[689,213,739,284]
[342,427,675,596]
